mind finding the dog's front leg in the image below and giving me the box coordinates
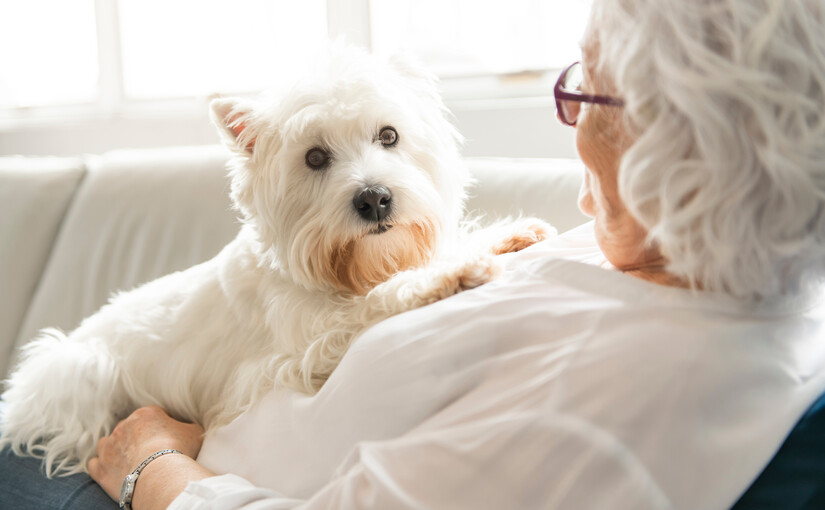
[464,217,556,256]
[360,255,501,322]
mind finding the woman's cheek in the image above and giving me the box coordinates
[578,170,596,217]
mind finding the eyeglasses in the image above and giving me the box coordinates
[554,61,625,126]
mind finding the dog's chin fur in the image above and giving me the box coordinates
[325,220,439,295]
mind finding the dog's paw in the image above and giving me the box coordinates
[414,255,501,304]
[491,218,557,255]
[456,254,502,290]
[364,255,503,316]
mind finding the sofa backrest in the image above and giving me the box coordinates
[13,147,239,361]
[1,146,588,380]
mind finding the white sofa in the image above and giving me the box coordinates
[0,145,589,382]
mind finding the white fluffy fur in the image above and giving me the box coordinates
[586,0,825,301]
[0,47,553,476]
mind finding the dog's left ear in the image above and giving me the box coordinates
[388,51,463,148]
[387,51,447,108]
[388,51,439,88]
[210,97,258,155]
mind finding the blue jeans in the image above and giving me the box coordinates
[0,447,117,509]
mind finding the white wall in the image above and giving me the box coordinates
[0,98,578,159]
[451,98,578,159]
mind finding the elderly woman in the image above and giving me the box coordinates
[4,0,825,508]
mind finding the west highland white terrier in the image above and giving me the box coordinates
[0,47,553,475]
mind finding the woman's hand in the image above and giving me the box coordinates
[88,406,210,508]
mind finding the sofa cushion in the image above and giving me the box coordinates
[8,147,589,378]
[0,157,86,379]
[13,146,240,357]
[465,157,588,233]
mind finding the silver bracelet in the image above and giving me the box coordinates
[119,448,184,510]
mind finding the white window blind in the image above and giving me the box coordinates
[370,0,591,78]
[0,1,590,159]
[0,0,99,109]
[118,0,327,99]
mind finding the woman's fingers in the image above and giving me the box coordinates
[86,406,207,501]
[87,453,120,501]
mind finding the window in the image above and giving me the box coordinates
[118,0,327,99]
[0,1,592,158]
[0,0,99,109]
[370,0,589,78]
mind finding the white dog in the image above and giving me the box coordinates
[0,47,553,476]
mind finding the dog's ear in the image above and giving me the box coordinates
[387,51,446,107]
[210,97,257,155]
[388,51,438,87]
[389,51,465,150]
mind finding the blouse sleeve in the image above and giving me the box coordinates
[169,411,674,510]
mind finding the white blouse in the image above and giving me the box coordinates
[172,222,825,510]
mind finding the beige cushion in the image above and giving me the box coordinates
[7,146,589,380]
[0,157,86,377]
[465,157,588,233]
[14,146,240,354]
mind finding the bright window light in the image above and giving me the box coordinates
[370,0,592,77]
[0,0,99,108]
[118,0,328,99]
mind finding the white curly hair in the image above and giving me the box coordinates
[585,0,825,301]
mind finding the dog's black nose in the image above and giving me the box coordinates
[353,186,392,222]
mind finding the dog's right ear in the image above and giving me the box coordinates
[210,97,257,155]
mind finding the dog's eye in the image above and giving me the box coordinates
[305,148,330,170]
[378,126,399,148]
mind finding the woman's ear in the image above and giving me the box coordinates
[209,97,258,155]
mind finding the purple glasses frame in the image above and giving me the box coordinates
[554,61,624,126]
